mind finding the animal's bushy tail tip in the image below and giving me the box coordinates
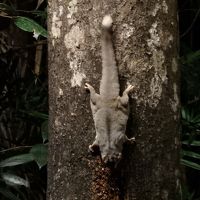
[102,15,113,29]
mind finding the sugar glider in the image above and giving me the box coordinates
[85,15,135,164]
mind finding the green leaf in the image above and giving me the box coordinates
[41,120,48,143]
[30,144,47,169]
[0,188,21,200]
[0,154,34,167]
[2,173,29,187]
[181,150,200,160]
[181,108,186,120]
[14,17,47,38]
[181,159,200,170]
[182,140,200,146]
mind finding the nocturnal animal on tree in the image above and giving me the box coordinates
[85,15,135,164]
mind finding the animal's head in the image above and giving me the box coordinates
[99,133,126,164]
[90,104,129,165]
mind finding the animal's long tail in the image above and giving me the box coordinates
[100,15,119,98]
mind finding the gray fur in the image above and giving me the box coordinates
[85,15,135,164]
[100,27,119,98]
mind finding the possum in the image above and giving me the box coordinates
[85,15,135,164]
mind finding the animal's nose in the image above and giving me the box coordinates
[102,153,122,164]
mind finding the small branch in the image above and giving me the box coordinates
[0,14,12,19]
[181,8,200,38]
[0,145,32,153]
[11,40,47,49]
[0,40,47,55]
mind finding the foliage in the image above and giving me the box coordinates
[0,0,48,199]
[179,0,200,199]
[0,145,48,200]
[181,107,200,170]
[0,144,47,168]
[0,1,47,39]
[14,17,47,39]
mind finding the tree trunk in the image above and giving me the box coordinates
[48,0,180,200]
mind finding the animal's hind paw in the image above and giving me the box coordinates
[88,143,100,155]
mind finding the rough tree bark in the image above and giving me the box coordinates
[48,0,180,200]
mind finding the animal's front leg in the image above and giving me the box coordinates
[85,83,100,154]
[85,83,100,104]
[85,83,96,95]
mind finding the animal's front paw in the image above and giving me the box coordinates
[85,83,94,91]
[127,137,136,144]
[89,144,94,152]
[124,85,134,94]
